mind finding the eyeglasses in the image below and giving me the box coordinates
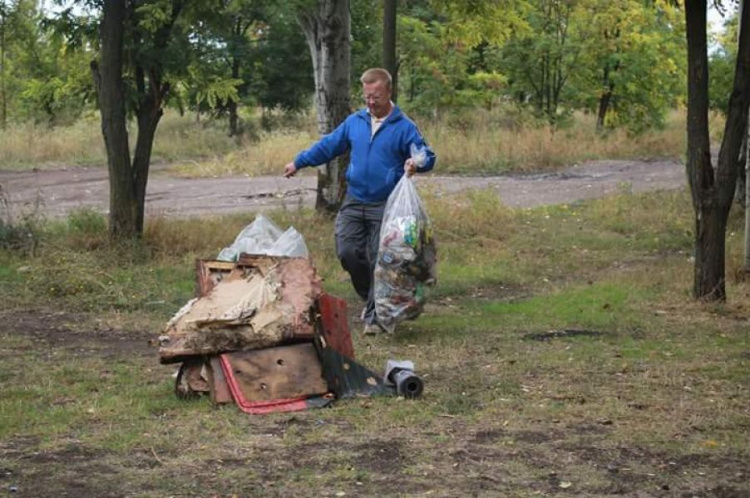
[362,93,385,103]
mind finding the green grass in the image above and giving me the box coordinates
[0,188,749,496]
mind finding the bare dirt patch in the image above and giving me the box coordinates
[0,159,685,219]
[0,309,153,358]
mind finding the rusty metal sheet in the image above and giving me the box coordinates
[221,343,328,402]
[317,293,354,359]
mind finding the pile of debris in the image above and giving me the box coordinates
[157,249,423,414]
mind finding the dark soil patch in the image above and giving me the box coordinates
[353,439,405,474]
[554,443,750,497]
[1,439,127,498]
[513,429,557,444]
[472,428,506,444]
[523,328,606,341]
[448,283,532,303]
[20,443,106,465]
[0,309,154,358]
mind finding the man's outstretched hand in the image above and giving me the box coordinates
[283,162,297,178]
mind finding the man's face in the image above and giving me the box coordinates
[362,80,392,118]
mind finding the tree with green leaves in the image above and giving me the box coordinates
[397,1,523,117]
[574,0,686,133]
[684,0,750,300]
[499,0,685,131]
[92,0,191,238]
[1,0,92,127]
[500,0,583,125]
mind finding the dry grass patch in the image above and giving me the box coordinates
[167,130,316,177]
[1,106,697,175]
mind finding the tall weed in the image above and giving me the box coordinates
[0,185,45,255]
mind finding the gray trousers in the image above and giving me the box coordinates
[335,195,386,325]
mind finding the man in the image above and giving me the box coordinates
[283,68,436,335]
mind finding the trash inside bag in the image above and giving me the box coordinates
[374,175,437,333]
[217,214,309,261]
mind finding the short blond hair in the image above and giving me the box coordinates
[360,68,392,91]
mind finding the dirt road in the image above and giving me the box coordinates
[0,158,685,219]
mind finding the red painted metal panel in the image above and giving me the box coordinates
[317,293,355,359]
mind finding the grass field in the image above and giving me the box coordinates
[1,183,748,496]
[0,107,703,176]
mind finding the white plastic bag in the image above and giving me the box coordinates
[410,143,427,169]
[217,214,309,261]
[374,175,437,333]
[268,227,308,258]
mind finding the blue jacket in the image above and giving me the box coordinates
[293,105,436,203]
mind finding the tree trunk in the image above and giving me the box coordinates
[228,14,242,138]
[228,56,241,137]
[96,0,137,239]
[685,0,750,300]
[133,91,163,234]
[736,131,746,209]
[596,90,611,131]
[228,99,239,137]
[596,65,613,132]
[95,0,180,239]
[0,7,6,130]
[745,126,750,269]
[383,0,398,102]
[298,0,351,214]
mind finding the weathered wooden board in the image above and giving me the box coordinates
[207,355,233,405]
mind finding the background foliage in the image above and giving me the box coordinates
[0,0,720,137]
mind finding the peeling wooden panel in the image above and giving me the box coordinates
[159,256,323,364]
[207,356,233,405]
[195,260,235,297]
[277,258,322,339]
[221,343,328,402]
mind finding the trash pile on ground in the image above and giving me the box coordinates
[374,175,437,333]
[157,215,423,414]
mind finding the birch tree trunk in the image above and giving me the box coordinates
[298,0,351,213]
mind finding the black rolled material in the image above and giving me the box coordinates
[391,369,424,398]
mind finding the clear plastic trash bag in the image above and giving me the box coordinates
[217,214,309,261]
[374,175,437,333]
